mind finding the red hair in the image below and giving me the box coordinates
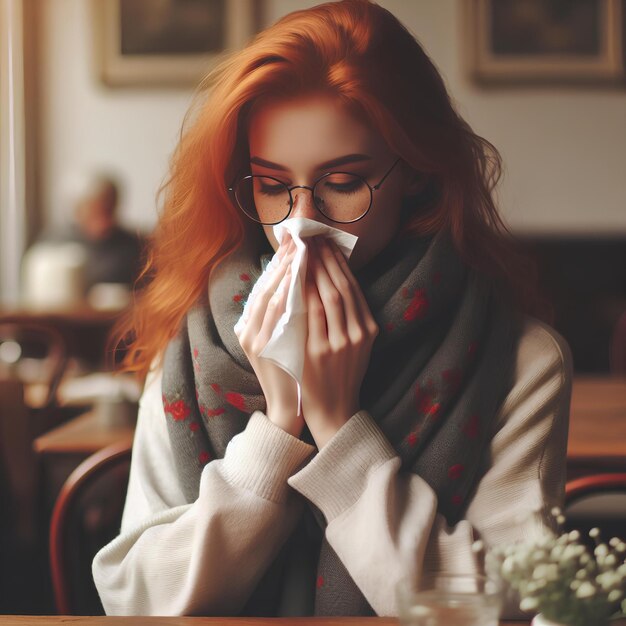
[112,0,551,380]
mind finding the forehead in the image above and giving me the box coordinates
[247,94,384,166]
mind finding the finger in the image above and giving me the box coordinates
[325,238,378,337]
[311,238,346,348]
[319,235,363,341]
[244,244,295,337]
[305,266,327,347]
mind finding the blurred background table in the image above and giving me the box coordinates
[0,306,122,372]
[33,409,135,456]
[567,374,626,479]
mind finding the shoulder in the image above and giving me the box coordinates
[493,315,574,435]
[514,314,573,389]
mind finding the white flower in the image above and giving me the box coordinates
[595,544,609,558]
[491,512,626,624]
[550,545,564,560]
[533,564,559,581]
[575,581,596,599]
[596,570,623,591]
[502,556,516,576]
[562,544,585,562]
[520,596,539,611]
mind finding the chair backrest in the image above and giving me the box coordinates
[610,310,626,374]
[564,473,626,548]
[49,440,132,615]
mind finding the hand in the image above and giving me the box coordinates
[301,236,379,448]
[234,235,304,438]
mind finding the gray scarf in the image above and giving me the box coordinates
[162,226,522,616]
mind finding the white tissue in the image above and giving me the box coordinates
[234,217,359,416]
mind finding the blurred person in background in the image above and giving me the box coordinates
[23,172,144,310]
[67,173,143,292]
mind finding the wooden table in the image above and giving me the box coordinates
[0,618,534,625]
[33,409,135,455]
[567,374,626,477]
[0,306,122,370]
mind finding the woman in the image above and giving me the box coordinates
[92,0,573,617]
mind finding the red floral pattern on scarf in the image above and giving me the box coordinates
[414,381,441,418]
[403,288,429,322]
[448,464,464,480]
[164,398,190,421]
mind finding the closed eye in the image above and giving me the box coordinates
[258,182,286,196]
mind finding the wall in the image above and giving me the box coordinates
[39,0,626,235]
[39,0,193,232]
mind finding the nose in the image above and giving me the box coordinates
[290,186,318,220]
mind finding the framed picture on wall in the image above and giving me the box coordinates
[464,0,625,85]
[95,0,262,87]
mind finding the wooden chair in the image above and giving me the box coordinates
[0,322,73,613]
[564,473,626,548]
[49,440,132,615]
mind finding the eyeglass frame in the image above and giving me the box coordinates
[227,156,403,225]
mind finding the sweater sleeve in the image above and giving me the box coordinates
[287,317,573,618]
[92,366,316,616]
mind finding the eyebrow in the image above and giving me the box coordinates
[249,153,373,172]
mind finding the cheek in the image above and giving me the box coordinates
[354,192,404,257]
[262,226,279,252]
[368,191,403,235]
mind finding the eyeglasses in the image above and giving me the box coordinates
[227,157,402,225]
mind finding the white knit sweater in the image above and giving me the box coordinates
[92,315,573,617]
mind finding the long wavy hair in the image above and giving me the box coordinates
[112,0,551,380]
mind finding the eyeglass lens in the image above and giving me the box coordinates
[234,174,371,224]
